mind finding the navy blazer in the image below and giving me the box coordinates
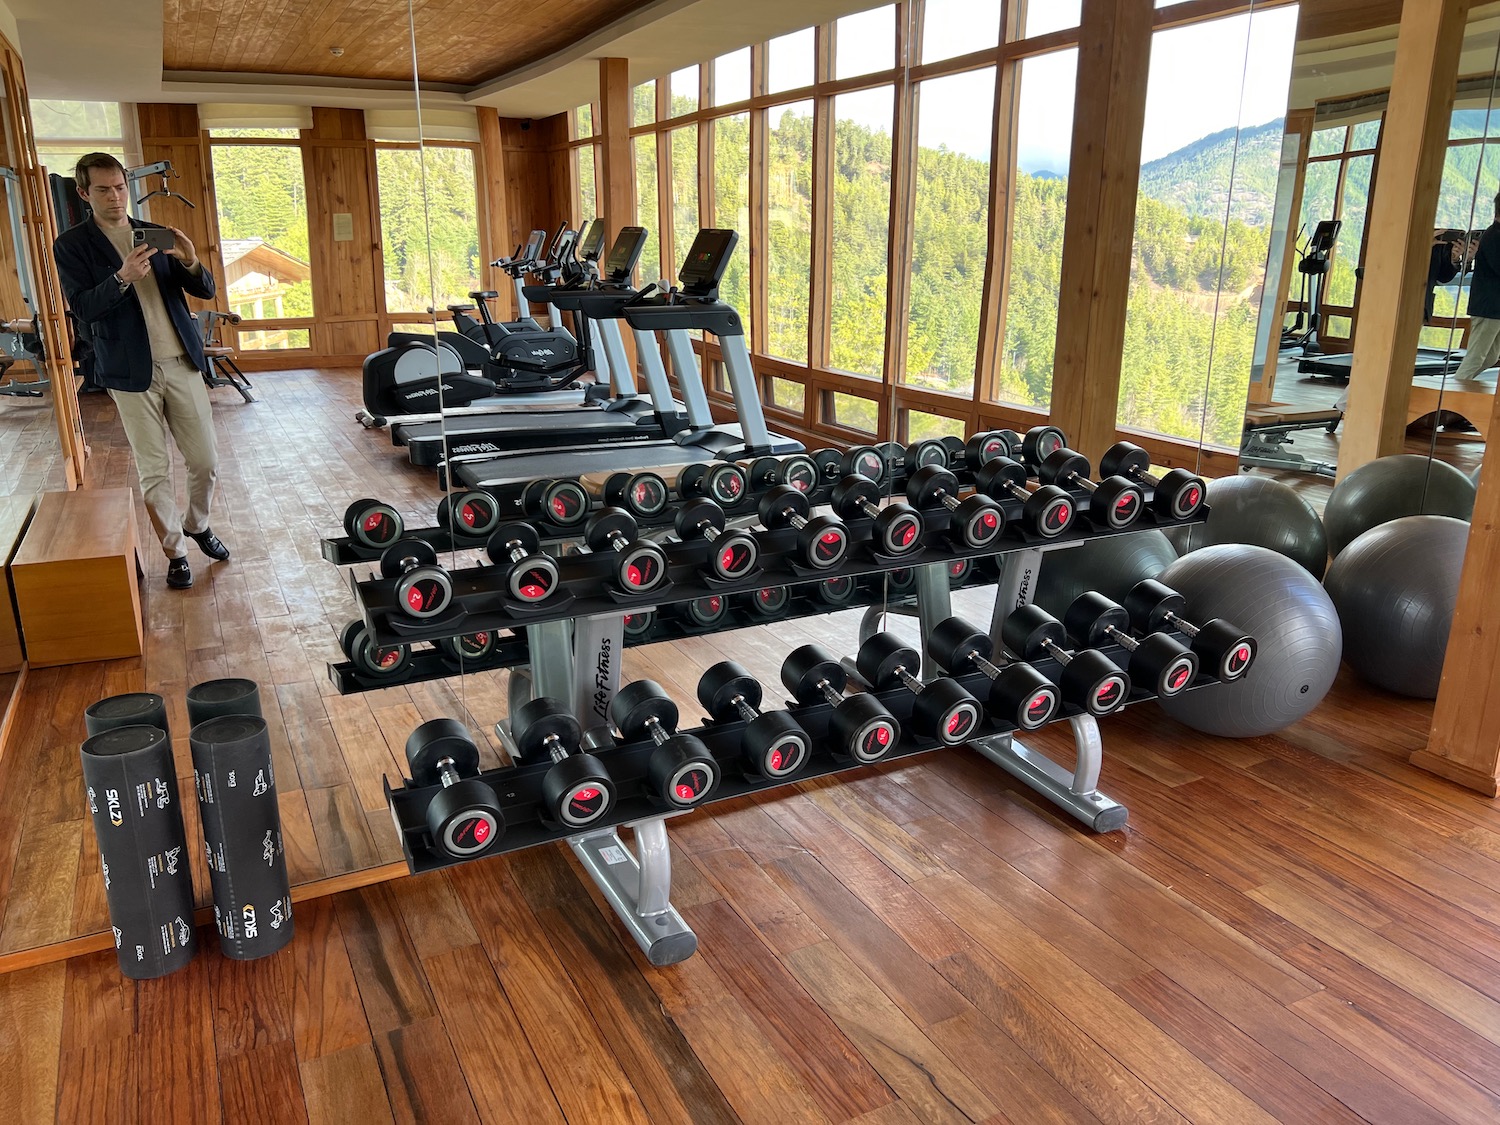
[53,217,217,392]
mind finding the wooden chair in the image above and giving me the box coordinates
[196,309,254,403]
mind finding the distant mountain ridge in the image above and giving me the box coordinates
[1136,118,1286,227]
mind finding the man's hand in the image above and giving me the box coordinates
[166,227,198,269]
[117,243,155,284]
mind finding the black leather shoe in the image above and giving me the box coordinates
[166,557,193,589]
[185,527,230,561]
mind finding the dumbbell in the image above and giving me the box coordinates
[1063,592,1200,698]
[905,438,952,471]
[344,497,404,550]
[600,471,669,520]
[743,453,820,494]
[675,497,760,581]
[434,630,501,669]
[758,485,850,569]
[675,593,731,629]
[513,697,616,829]
[973,457,1074,538]
[744,584,791,620]
[963,429,1019,470]
[812,574,860,607]
[927,617,1060,731]
[485,523,560,603]
[840,444,887,484]
[380,538,454,618]
[406,718,505,857]
[339,620,411,680]
[856,633,983,745]
[522,477,590,528]
[905,465,1006,548]
[622,609,656,640]
[698,661,813,779]
[781,644,900,763]
[1098,442,1206,519]
[1122,579,1256,682]
[1001,604,1131,716]
[436,489,502,541]
[1035,450,1144,530]
[830,474,925,557]
[680,461,749,508]
[609,680,720,807]
[1018,425,1069,468]
[811,448,844,485]
[582,507,670,594]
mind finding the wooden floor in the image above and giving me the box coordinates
[4,368,1500,1122]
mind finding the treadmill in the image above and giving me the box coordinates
[444,227,802,492]
[396,227,686,466]
[1298,345,1465,382]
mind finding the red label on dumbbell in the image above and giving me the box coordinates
[1055,505,1070,525]
[725,476,742,496]
[1229,646,1251,675]
[981,437,1004,458]
[365,513,388,533]
[815,531,845,564]
[1187,487,1201,507]
[407,584,428,613]
[462,502,482,528]
[898,520,918,547]
[569,787,604,819]
[1168,664,1192,691]
[948,560,968,578]
[1027,693,1052,721]
[720,545,742,574]
[1096,680,1123,709]
[471,818,491,845]
[674,768,712,803]
[946,708,975,738]
[517,568,554,601]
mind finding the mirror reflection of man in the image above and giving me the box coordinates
[52,153,229,590]
[1451,193,1500,384]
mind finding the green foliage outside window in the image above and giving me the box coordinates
[375,147,481,310]
[211,143,314,318]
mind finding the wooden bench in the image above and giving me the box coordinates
[10,488,143,667]
[0,495,35,672]
[1408,373,1492,439]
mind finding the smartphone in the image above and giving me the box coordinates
[132,227,175,252]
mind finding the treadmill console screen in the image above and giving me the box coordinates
[1308,219,1340,255]
[523,229,547,260]
[677,229,739,294]
[605,227,648,281]
[578,220,606,261]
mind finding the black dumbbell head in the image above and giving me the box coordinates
[1064,591,1130,649]
[394,563,453,619]
[989,664,1060,731]
[831,473,880,518]
[675,496,725,539]
[856,631,921,690]
[647,732,720,808]
[345,498,404,549]
[814,574,859,605]
[781,643,848,703]
[874,505,925,556]
[1130,633,1199,698]
[975,457,1028,494]
[487,521,541,561]
[348,627,411,680]
[1021,425,1068,467]
[584,506,639,551]
[512,696,582,761]
[1060,651,1130,716]
[542,752,615,827]
[914,679,983,745]
[744,711,811,778]
[777,453,820,492]
[906,438,950,470]
[1195,619,1256,682]
[610,678,679,740]
[965,430,1015,468]
[1040,448,1091,485]
[426,779,504,857]
[1022,484,1074,538]
[745,585,790,618]
[812,448,844,482]
[698,660,763,720]
[338,619,365,661]
[758,484,810,528]
[379,537,439,579]
[1090,476,1144,529]
[435,630,499,668]
[1001,603,1067,662]
[830,694,900,763]
[1098,441,1151,480]
[928,616,992,673]
[747,456,782,488]
[527,478,589,526]
[1123,578,1187,634]
[840,445,886,483]
[906,464,959,507]
[438,490,501,539]
[406,716,479,786]
[606,471,669,518]
[681,593,730,628]
[1156,468,1207,520]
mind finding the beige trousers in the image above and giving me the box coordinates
[109,356,219,559]
[1453,315,1500,381]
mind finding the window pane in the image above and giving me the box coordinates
[906,410,965,440]
[376,147,479,311]
[999,48,1076,411]
[714,48,751,105]
[767,101,813,363]
[831,87,893,378]
[827,391,878,433]
[577,146,598,224]
[1023,0,1081,38]
[1350,118,1379,149]
[670,127,699,280]
[634,82,656,127]
[634,135,661,280]
[1308,126,1344,157]
[30,99,121,139]
[36,145,125,180]
[208,127,300,139]
[906,70,994,396]
[769,377,805,411]
[1324,154,1372,308]
[1436,137,1500,229]
[237,328,310,350]
[573,104,594,140]
[923,0,1001,64]
[713,114,752,337]
[836,6,895,80]
[768,28,814,95]
[670,67,699,116]
[212,143,314,317]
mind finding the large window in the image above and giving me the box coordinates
[669,127,698,278]
[766,102,813,363]
[376,145,480,313]
[209,129,314,350]
[830,88,893,378]
[713,114,751,335]
[30,100,126,178]
[634,135,661,281]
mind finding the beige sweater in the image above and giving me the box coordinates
[104,225,187,361]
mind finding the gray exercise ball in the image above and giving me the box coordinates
[1033,531,1178,619]
[1323,515,1469,698]
[1324,455,1475,557]
[1156,544,1342,737]
[1161,475,1328,578]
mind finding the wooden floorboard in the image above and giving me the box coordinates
[1,368,1500,1120]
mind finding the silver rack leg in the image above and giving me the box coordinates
[914,561,952,678]
[572,613,624,743]
[967,713,1126,832]
[570,816,698,966]
[989,545,1047,640]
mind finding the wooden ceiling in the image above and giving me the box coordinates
[161,0,660,87]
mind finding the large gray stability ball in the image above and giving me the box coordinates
[1324,455,1475,557]
[1323,515,1469,698]
[1033,531,1178,620]
[1156,544,1342,738]
[1165,475,1329,579]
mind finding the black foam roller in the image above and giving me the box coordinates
[85,692,168,738]
[189,715,294,959]
[186,678,263,726]
[80,725,198,979]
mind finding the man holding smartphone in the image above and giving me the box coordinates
[53,151,227,590]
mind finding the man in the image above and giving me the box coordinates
[53,152,229,589]
[1451,193,1500,383]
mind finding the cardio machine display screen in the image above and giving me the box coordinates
[579,221,606,260]
[678,229,739,293]
[605,227,647,279]
[523,229,547,260]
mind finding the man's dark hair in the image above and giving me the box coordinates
[75,152,127,193]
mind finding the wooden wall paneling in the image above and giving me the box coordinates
[477,110,517,322]
[1047,0,1153,464]
[500,119,560,254]
[1336,0,1470,479]
[599,58,633,245]
[304,108,381,359]
[1252,106,1314,405]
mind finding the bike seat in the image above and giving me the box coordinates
[469,290,500,301]
[446,303,477,314]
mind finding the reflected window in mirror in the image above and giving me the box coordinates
[712,114,751,339]
[374,144,480,315]
[766,100,813,365]
[830,86,892,380]
[30,99,127,183]
[632,133,661,283]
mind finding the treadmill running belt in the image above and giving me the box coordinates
[449,442,717,490]
[399,409,669,465]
